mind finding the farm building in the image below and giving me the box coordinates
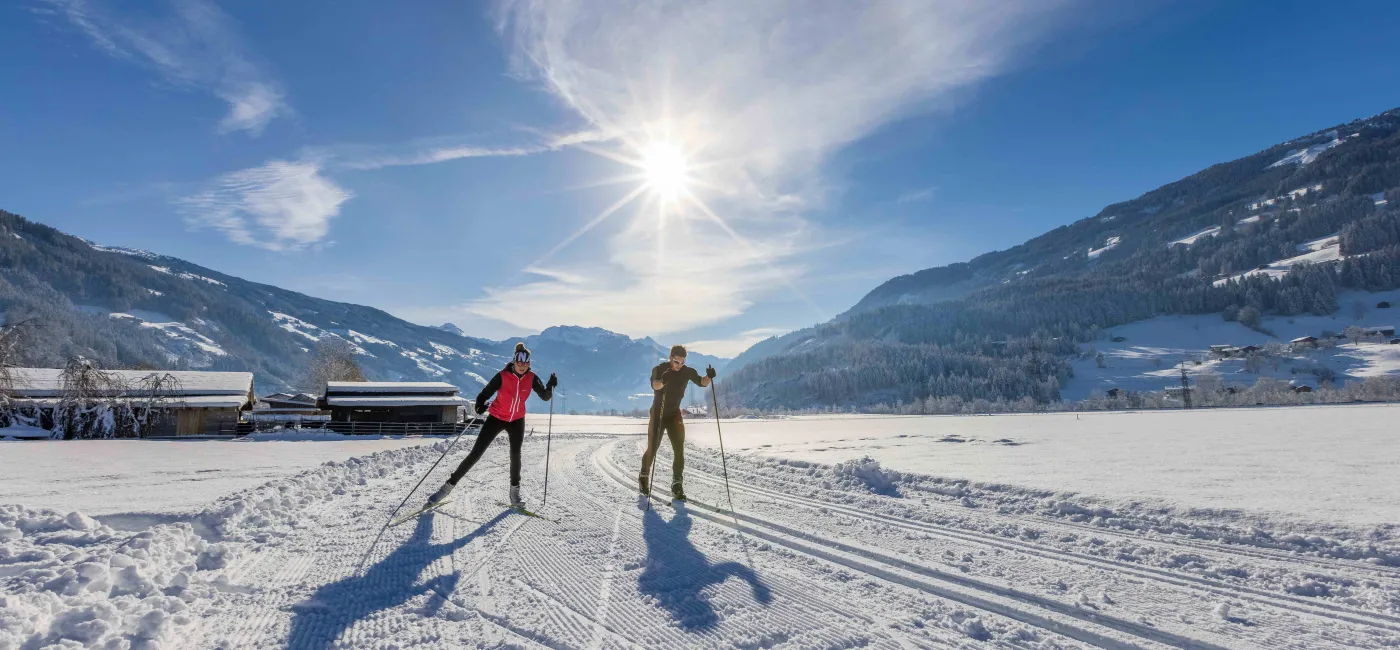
[321,381,468,432]
[8,368,254,436]
[1361,325,1396,338]
[259,392,320,412]
[248,392,327,428]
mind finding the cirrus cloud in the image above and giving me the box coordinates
[40,0,289,135]
[474,0,1074,336]
[178,159,352,251]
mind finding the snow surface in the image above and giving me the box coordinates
[1067,288,1400,397]
[146,265,225,287]
[676,406,1400,528]
[268,311,323,342]
[9,368,252,397]
[1168,226,1220,247]
[325,381,459,393]
[1214,233,1343,286]
[0,438,436,516]
[4,429,1399,649]
[1268,135,1345,168]
[1086,235,1120,259]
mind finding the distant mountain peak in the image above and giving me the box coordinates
[535,325,630,348]
[434,322,465,336]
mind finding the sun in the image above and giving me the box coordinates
[639,141,690,202]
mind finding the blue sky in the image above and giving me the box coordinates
[4,0,1400,356]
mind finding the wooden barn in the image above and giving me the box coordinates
[321,381,468,428]
[9,368,255,436]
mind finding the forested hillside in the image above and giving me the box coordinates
[0,213,722,409]
[722,108,1400,410]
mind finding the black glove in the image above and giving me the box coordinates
[546,373,558,390]
[475,402,487,415]
[705,365,717,379]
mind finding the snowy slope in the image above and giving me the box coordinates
[1064,287,1400,399]
[5,426,1400,649]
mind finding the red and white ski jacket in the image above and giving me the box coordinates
[477,364,553,422]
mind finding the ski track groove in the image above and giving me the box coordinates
[682,456,1400,635]
[702,451,1400,581]
[587,508,624,650]
[598,439,1227,650]
[167,435,1400,649]
[561,442,975,650]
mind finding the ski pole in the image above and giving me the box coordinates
[357,411,483,574]
[646,391,664,511]
[542,394,553,507]
[710,383,741,531]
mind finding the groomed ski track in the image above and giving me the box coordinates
[164,434,1400,649]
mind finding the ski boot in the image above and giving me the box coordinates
[638,475,650,496]
[670,482,687,502]
[426,481,455,507]
[509,485,524,509]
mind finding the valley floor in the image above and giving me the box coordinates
[4,417,1400,649]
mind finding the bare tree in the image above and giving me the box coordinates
[301,336,367,393]
[54,357,127,439]
[130,372,182,435]
[0,319,35,427]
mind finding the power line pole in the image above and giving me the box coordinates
[1180,360,1193,409]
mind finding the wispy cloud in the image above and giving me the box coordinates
[334,130,609,170]
[179,129,602,250]
[41,0,288,135]
[179,158,351,251]
[337,144,547,171]
[896,186,938,204]
[686,328,790,359]
[480,0,1071,335]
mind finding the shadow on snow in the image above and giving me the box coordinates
[285,510,508,649]
[639,506,771,631]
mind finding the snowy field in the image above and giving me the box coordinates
[678,405,1400,528]
[5,407,1400,649]
[0,437,437,517]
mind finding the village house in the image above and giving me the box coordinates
[320,381,469,434]
[8,368,254,436]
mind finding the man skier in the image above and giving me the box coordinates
[639,344,716,502]
[425,342,556,509]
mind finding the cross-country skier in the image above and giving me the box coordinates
[639,344,715,502]
[425,342,556,509]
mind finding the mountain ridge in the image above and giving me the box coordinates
[720,106,1400,409]
[0,213,724,411]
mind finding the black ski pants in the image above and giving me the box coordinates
[639,410,685,487]
[448,415,525,487]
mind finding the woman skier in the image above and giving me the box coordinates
[425,342,556,509]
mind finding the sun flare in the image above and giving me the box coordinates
[639,141,690,202]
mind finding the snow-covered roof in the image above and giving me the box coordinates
[324,396,469,407]
[8,368,254,398]
[324,381,460,395]
[16,395,250,409]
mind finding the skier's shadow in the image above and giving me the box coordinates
[638,506,771,631]
[285,510,508,650]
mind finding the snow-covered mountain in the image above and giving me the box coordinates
[723,106,1400,409]
[0,212,724,410]
[519,325,727,411]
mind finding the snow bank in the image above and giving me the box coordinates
[233,429,389,442]
[1,424,51,440]
[0,443,449,649]
[0,504,229,650]
[831,457,902,496]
